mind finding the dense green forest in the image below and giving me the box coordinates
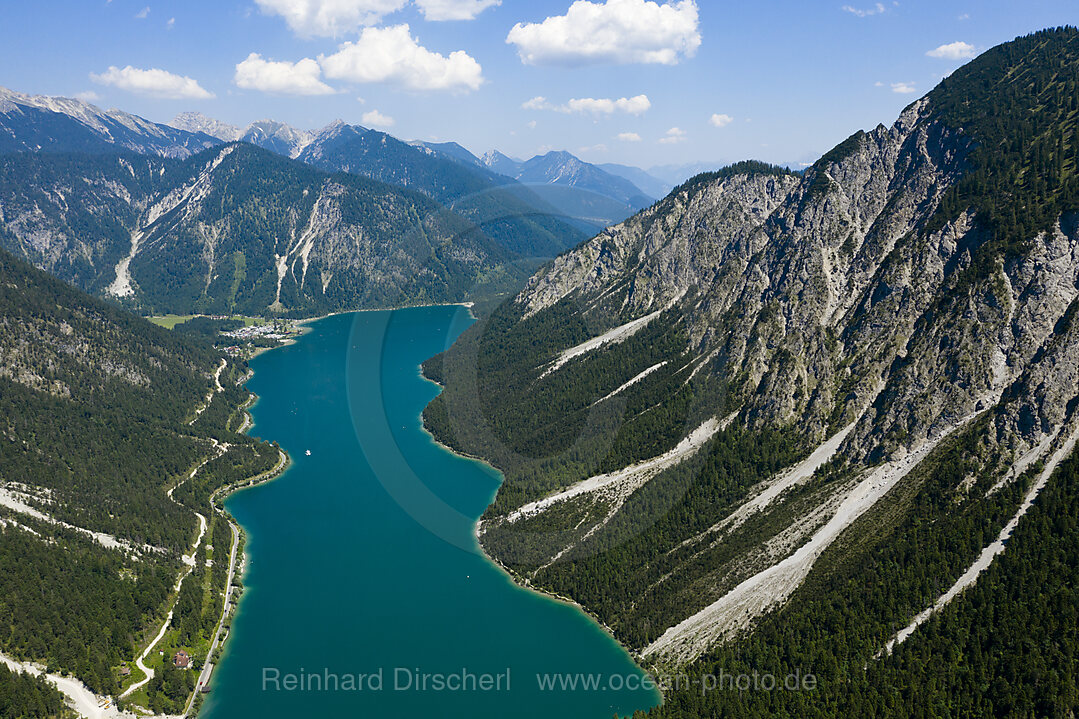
[646,415,1079,718]
[0,246,278,713]
[424,297,724,516]
[0,665,69,719]
[928,27,1079,242]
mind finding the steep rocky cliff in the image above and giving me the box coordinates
[424,28,1079,678]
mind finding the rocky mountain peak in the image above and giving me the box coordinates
[168,111,242,141]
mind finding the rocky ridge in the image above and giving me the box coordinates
[427,29,1079,666]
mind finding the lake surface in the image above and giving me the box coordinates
[200,307,661,719]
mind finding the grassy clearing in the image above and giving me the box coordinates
[148,314,267,330]
[148,314,196,329]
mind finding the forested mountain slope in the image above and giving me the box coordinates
[0,143,523,316]
[0,246,278,712]
[172,112,594,252]
[296,126,589,256]
[425,27,1079,715]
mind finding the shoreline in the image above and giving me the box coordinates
[415,362,661,700]
[0,370,286,719]
[168,369,291,716]
[292,301,476,327]
[192,306,657,717]
[138,371,289,717]
[244,302,476,359]
[193,424,293,709]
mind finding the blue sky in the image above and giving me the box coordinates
[2,0,1076,170]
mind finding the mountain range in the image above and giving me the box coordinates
[0,89,686,317]
[0,88,690,239]
[0,92,599,314]
[169,110,664,230]
[0,86,218,158]
[424,26,1079,716]
[0,144,526,316]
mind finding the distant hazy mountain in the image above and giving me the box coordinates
[411,140,485,168]
[0,86,218,157]
[479,149,655,227]
[518,151,652,207]
[295,127,587,256]
[169,107,647,234]
[239,119,317,159]
[646,161,727,186]
[170,112,321,158]
[483,149,654,206]
[169,111,243,141]
[481,149,525,177]
[597,162,672,200]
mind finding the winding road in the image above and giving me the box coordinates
[120,444,223,700]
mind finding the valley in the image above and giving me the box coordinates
[1,14,1078,719]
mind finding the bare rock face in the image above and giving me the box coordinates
[512,94,1079,465]
[457,35,1079,663]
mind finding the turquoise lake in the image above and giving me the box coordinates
[199,307,661,718]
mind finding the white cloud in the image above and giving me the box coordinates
[841,2,884,17]
[415,0,500,21]
[957,13,970,20]
[522,95,651,115]
[618,131,642,142]
[506,0,700,66]
[527,119,537,129]
[659,126,686,144]
[134,6,150,18]
[578,143,608,153]
[926,41,976,59]
[362,109,395,127]
[234,53,335,95]
[166,17,175,28]
[320,25,483,92]
[709,113,732,128]
[254,0,407,37]
[75,91,100,102]
[567,96,651,115]
[891,81,916,94]
[874,80,884,86]
[522,96,550,110]
[90,65,214,100]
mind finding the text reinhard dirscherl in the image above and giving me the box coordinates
[262,667,511,693]
[261,667,818,695]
